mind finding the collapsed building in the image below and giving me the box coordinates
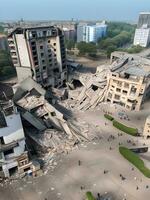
[13,78,92,158]
[69,52,150,111]
[106,52,150,111]
[7,26,67,88]
[0,100,32,178]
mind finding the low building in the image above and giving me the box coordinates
[143,115,150,139]
[0,100,31,177]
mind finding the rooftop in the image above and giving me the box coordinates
[124,66,150,77]
[0,112,24,138]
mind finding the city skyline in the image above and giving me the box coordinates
[0,0,150,22]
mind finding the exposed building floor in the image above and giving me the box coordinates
[0,104,150,200]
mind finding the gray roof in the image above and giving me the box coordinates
[124,66,149,77]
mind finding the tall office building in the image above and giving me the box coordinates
[134,12,150,47]
[77,21,107,43]
[8,26,67,88]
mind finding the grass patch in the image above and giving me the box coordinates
[113,120,137,136]
[119,146,150,178]
[104,114,114,121]
[86,192,96,200]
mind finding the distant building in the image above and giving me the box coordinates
[77,21,107,43]
[0,34,8,51]
[63,28,76,41]
[0,100,31,177]
[134,12,150,47]
[7,26,67,88]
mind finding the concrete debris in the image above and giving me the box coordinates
[65,52,150,111]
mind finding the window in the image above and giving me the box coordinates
[53,43,56,46]
[41,53,44,57]
[36,74,40,78]
[34,61,38,66]
[116,88,121,92]
[54,48,56,52]
[122,90,127,94]
[48,40,50,43]
[4,148,14,156]
[35,68,39,72]
[51,112,56,116]
[42,60,45,64]
[43,66,46,70]
[124,83,129,88]
[40,45,43,49]
[114,94,120,100]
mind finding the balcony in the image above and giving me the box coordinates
[0,141,18,153]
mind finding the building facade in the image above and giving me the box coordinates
[7,26,67,88]
[77,22,107,43]
[0,100,31,177]
[143,115,150,139]
[105,67,150,111]
[134,12,150,47]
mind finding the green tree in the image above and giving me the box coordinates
[77,42,97,55]
[65,39,75,50]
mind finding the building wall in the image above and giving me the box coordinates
[16,66,32,83]
[143,116,150,138]
[134,28,150,47]
[15,34,31,67]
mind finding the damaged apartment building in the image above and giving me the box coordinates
[13,77,90,156]
[7,26,67,88]
[72,52,150,111]
[105,52,150,111]
[0,100,32,178]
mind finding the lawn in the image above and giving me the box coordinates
[119,146,150,178]
[104,114,114,121]
[86,192,96,200]
[113,120,138,136]
[104,114,138,136]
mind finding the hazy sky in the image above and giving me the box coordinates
[0,0,150,21]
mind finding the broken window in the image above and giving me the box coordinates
[51,112,56,116]
[116,88,121,92]
[114,94,120,100]
[91,85,98,91]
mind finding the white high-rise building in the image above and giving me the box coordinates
[77,21,107,43]
[134,12,150,47]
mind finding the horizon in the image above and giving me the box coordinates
[0,0,150,22]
